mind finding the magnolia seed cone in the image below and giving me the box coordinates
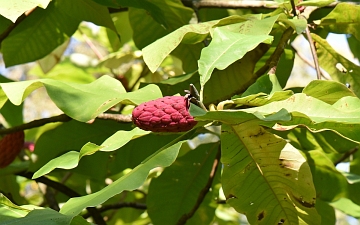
[0,131,25,168]
[132,96,197,132]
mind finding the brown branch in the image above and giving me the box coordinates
[181,0,349,9]
[16,171,106,225]
[0,14,27,46]
[0,114,71,135]
[82,202,147,219]
[255,27,294,77]
[0,112,133,135]
[334,147,359,166]
[97,113,132,123]
[304,26,321,80]
[176,146,221,225]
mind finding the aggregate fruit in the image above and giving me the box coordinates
[0,131,25,168]
[132,96,197,132]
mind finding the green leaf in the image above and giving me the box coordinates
[202,43,270,105]
[241,74,284,97]
[241,93,360,143]
[198,28,273,91]
[2,0,117,67]
[147,143,219,225]
[0,76,162,122]
[303,150,348,201]
[319,3,360,41]
[221,122,320,224]
[315,199,336,225]
[3,208,79,225]
[100,127,150,151]
[297,0,335,7]
[32,127,150,179]
[303,80,356,104]
[0,0,50,23]
[330,198,360,218]
[32,151,80,179]
[130,0,194,50]
[142,15,247,73]
[29,120,130,177]
[60,140,187,216]
[0,194,30,222]
[312,33,360,97]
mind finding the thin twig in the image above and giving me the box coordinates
[304,25,321,80]
[16,171,106,225]
[334,147,359,166]
[292,46,329,80]
[254,27,294,77]
[78,28,104,60]
[176,146,221,225]
[82,202,147,219]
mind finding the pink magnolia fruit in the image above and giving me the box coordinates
[132,96,197,132]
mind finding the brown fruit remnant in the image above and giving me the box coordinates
[0,131,25,168]
[132,96,197,132]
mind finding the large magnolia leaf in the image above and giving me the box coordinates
[60,140,188,216]
[147,143,219,225]
[0,194,30,222]
[2,0,117,67]
[312,33,360,97]
[319,3,360,41]
[143,15,247,73]
[0,0,50,23]
[198,23,274,90]
[32,127,150,179]
[221,122,320,224]
[302,80,356,104]
[0,76,162,122]
[241,93,360,143]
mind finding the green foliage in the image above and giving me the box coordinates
[0,0,360,224]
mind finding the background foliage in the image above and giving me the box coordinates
[0,0,360,224]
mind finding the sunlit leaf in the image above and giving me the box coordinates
[319,3,360,41]
[143,16,246,73]
[0,0,50,23]
[198,27,273,90]
[0,76,162,122]
[303,80,356,104]
[60,140,187,216]
[221,122,320,224]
